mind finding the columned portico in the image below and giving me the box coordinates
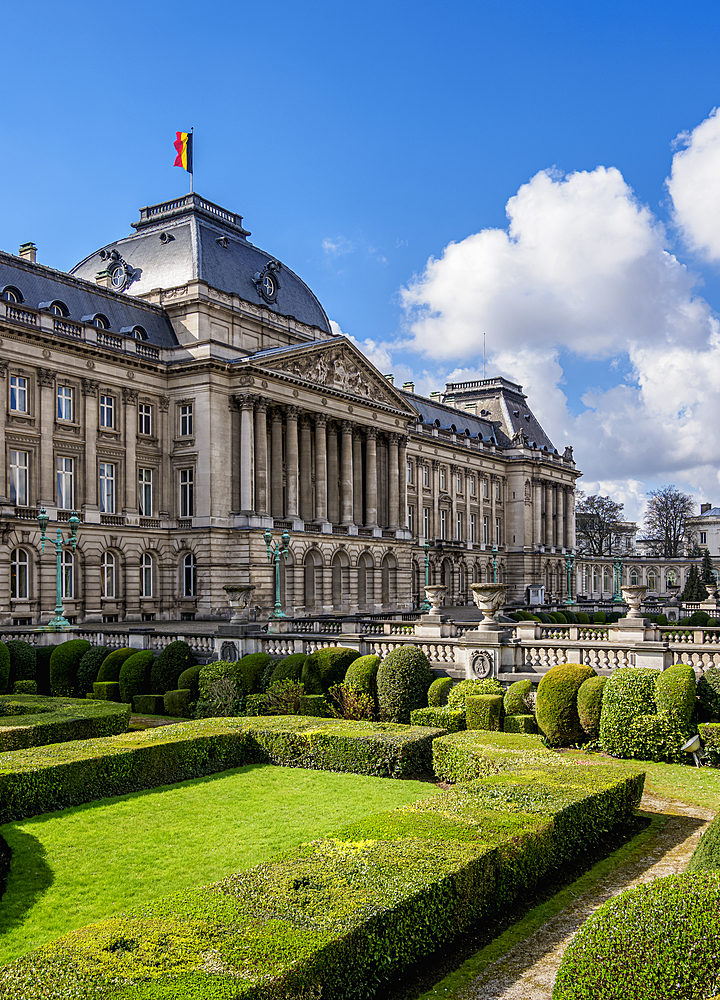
[340,420,354,524]
[314,414,328,523]
[365,427,378,527]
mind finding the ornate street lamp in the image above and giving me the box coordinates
[264,528,290,618]
[37,507,79,631]
[564,550,575,606]
[420,538,431,611]
[613,555,624,604]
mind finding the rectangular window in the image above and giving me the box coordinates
[9,450,28,506]
[56,456,74,509]
[422,465,429,487]
[9,375,27,412]
[57,385,73,421]
[495,481,501,500]
[138,468,153,517]
[470,513,477,543]
[456,512,463,540]
[99,462,115,513]
[140,554,153,597]
[456,472,462,493]
[440,468,446,490]
[495,517,501,545]
[440,509,447,540]
[470,475,476,497]
[179,468,194,517]
[407,461,413,483]
[483,515,489,544]
[180,403,193,437]
[483,478,489,498]
[423,507,430,539]
[700,531,707,544]
[99,394,114,428]
[138,403,152,436]
[407,505,414,534]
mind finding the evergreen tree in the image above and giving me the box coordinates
[701,548,716,585]
[682,564,707,602]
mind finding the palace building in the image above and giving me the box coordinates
[0,193,580,624]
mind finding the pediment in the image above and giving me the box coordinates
[249,338,416,413]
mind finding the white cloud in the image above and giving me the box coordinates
[396,148,720,509]
[668,108,720,263]
[322,235,354,256]
[330,319,394,374]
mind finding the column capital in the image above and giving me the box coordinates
[159,395,170,411]
[365,426,378,440]
[314,413,328,428]
[300,413,313,429]
[0,360,7,379]
[254,398,268,414]
[285,405,300,420]
[81,377,99,397]
[388,432,401,445]
[37,367,55,387]
[340,419,354,434]
[122,387,138,404]
[234,393,256,411]
[269,406,284,422]
[352,425,364,441]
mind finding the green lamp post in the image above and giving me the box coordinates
[564,551,575,605]
[264,528,290,618]
[419,539,431,610]
[613,555,624,604]
[37,507,79,631]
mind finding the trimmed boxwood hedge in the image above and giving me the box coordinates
[118,650,154,705]
[76,646,111,697]
[503,713,537,734]
[344,654,381,699]
[96,647,135,683]
[6,640,35,688]
[433,730,557,782]
[698,666,720,719]
[536,663,596,747]
[177,664,202,699]
[0,642,9,693]
[49,640,92,697]
[376,645,435,723]
[503,678,532,716]
[150,640,195,694]
[446,677,504,710]
[687,812,720,872]
[0,694,129,753]
[427,676,453,707]
[266,652,307,688]
[655,663,696,724]
[198,653,270,702]
[410,706,464,732]
[552,872,720,1000]
[0,717,445,824]
[466,693,503,731]
[0,742,643,1000]
[699,721,720,766]
[577,675,606,740]
[93,681,121,702]
[301,646,360,695]
[164,688,194,718]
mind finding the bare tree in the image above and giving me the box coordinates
[575,494,625,556]
[643,486,695,558]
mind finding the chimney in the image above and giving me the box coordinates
[95,268,113,288]
[18,242,37,263]
[701,502,712,514]
[384,374,394,385]
[402,381,414,393]
[429,391,441,400]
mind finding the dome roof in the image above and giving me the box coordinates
[70,194,331,334]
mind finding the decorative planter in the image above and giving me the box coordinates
[470,583,508,625]
[224,585,256,623]
[620,585,648,619]
[423,585,447,614]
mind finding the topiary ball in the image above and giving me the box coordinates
[446,678,504,711]
[97,647,136,683]
[376,644,434,723]
[576,675,607,739]
[119,650,154,705]
[655,663,696,725]
[552,872,720,1000]
[345,654,381,697]
[301,647,360,695]
[536,663,596,747]
[592,611,606,624]
[49,639,92,697]
[177,664,202,699]
[6,640,36,687]
[427,676,453,707]
[76,646,111,697]
[267,653,307,689]
[150,641,195,694]
[234,653,272,694]
[503,678,533,716]
[0,642,10,694]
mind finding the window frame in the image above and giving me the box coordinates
[56,384,74,422]
[179,468,195,517]
[138,467,153,517]
[99,394,115,429]
[9,374,28,413]
[10,548,29,599]
[182,552,197,598]
[61,549,74,600]
[140,552,154,598]
[138,403,152,436]
[9,449,29,506]
[101,551,116,599]
[56,456,75,510]
[99,462,116,514]
[179,403,193,437]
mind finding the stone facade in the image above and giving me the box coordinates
[0,194,580,625]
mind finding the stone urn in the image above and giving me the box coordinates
[705,580,719,602]
[620,585,648,619]
[224,584,256,624]
[423,585,447,615]
[470,583,508,626]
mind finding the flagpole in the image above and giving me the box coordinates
[190,126,194,194]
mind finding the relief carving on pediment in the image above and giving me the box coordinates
[266,347,396,404]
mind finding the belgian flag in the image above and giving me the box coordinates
[173,131,193,173]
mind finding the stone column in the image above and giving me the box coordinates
[159,396,170,515]
[122,387,138,513]
[432,459,440,540]
[239,395,255,513]
[558,487,565,550]
[353,428,363,525]
[491,475,498,547]
[388,434,400,529]
[299,414,313,521]
[37,368,55,506]
[340,420,354,524]
[399,435,408,530]
[285,406,299,518]
[314,414,328,523]
[82,378,99,510]
[533,478,542,546]
[365,427,378,527]
[270,408,284,518]
[567,488,576,550]
[254,399,268,514]
[544,482,552,547]
[0,362,6,501]
[327,422,339,524]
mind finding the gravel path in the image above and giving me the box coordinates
[457,793,715,1000]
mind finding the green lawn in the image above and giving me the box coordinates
[0,763,437,964]
[566,751,720,810]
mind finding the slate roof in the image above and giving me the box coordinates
[70,194,332,335]
[400,391,503,444]
[0,251,178,348]
[697,507,720,518]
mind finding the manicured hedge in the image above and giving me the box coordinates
[433,730,557,782]
[301,647,360,695]
[536,663,596,746]
[177,664,202,698]
[410,706,464,732]
[427,676,453,707]
[96,647,135,683]
[698,666,720,720]
[0,743,643,1000]
[466,693,503,731]
[118,650,154,705]
[654,663,695,724]
[150,640,195,694]
[503,713,537,734]
[76,646,111,697]
[198,653,270,701]
[446,677,504,710]
[0,717,445,824]
[504,678,532,716]
[600,667,695,763]
[92,681,121,702]
[164,688,194,718]
[0,694,129,753]
[133,694,165,716]
[6,640,35,687]
[577,675,606,739]
[700,721,720,766]
[49,640,91,697]
[553,872,720,1000]
[376,645,434,723]
[267,652,307,688]
[12,680,37,695]
[344,654,381,700]
[0,642,9,693]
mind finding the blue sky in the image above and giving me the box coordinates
[5,0,720,520]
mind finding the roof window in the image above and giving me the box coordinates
[1,286,23,303]
[132,326,148,341]
[46,300,69,317]
[91,314,110,329]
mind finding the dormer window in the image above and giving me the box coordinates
[1,286,23,303]
[132,326,148,341]
[49,301,68,317]
[92,314,110,329]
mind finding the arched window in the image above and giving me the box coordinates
[358,551,374,608]
[92,314,110,329]
[132,326,148,341]
[647,569,657,591]
[49,301,68,317]
[630,568,639,586]
[592,567,600,592]
[303,549,322,610]
[331,551,349,607]
[2,286,22,303]
[381,552,397,606]
[666,570,677,588]
[10,549,29,599]
[183,553,197,597]
[101,551,116,598]
[61,550,74,600]
[140,553,154,597]
[602,567,611,593]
